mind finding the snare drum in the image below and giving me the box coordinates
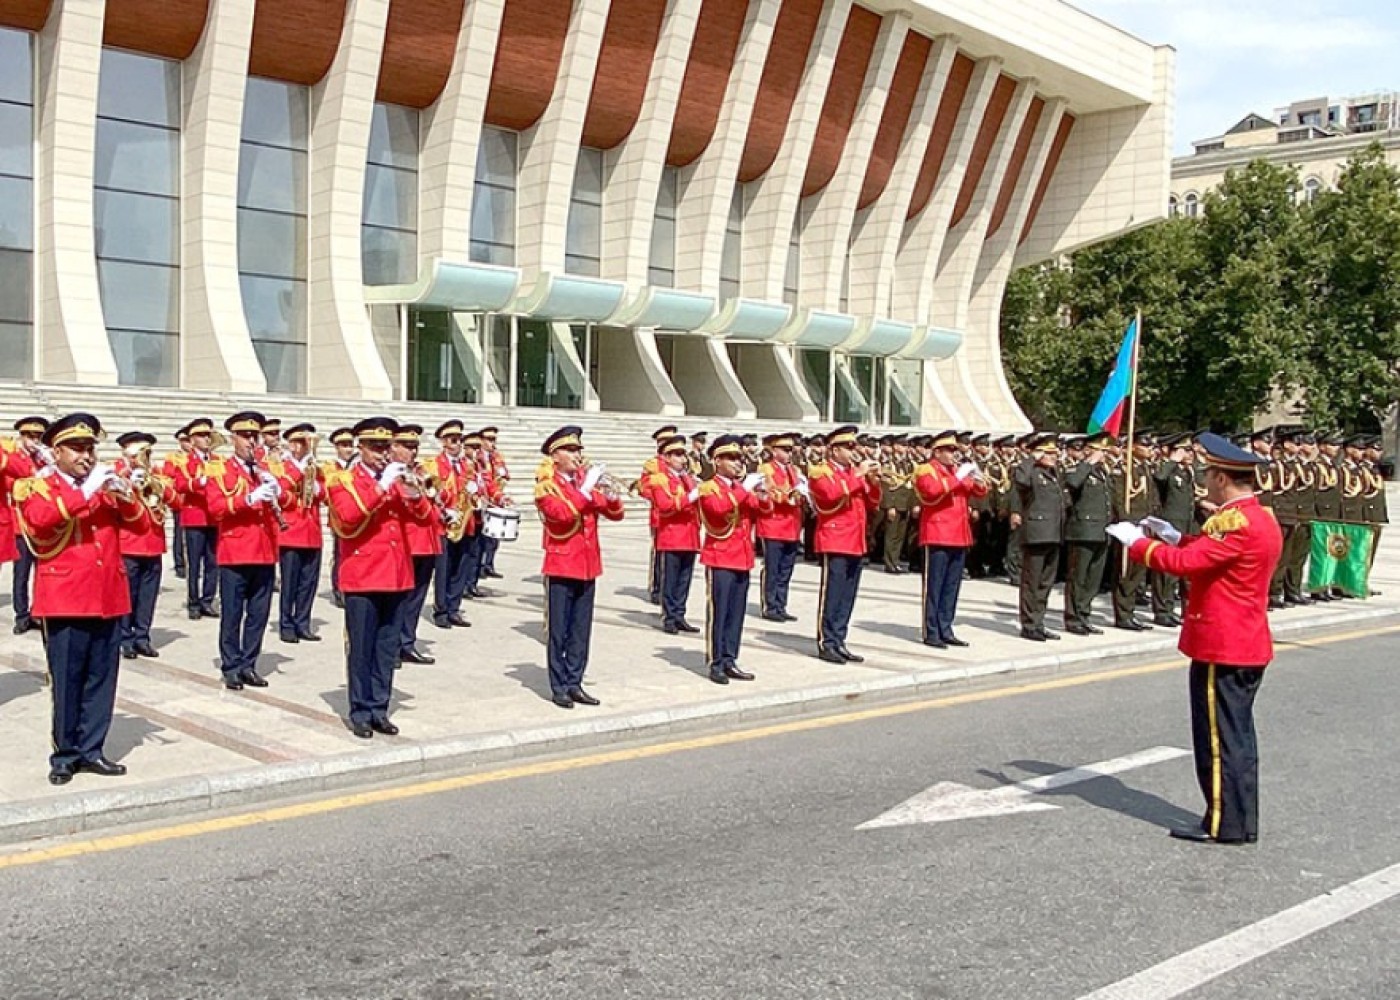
[481,504,521,542]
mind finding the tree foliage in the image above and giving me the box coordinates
[1002,144,1400,433]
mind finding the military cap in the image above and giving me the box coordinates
[1345,434,1369,448]
[1064,434,1088,450]
[224,411,266,434]
[186,418,215,437]
[741,433,759,447]
[709,434,744,460]
[690,430,708,442]
[971,433,991,446]
[1029,432,1060,454]
[116,430,156,450]
[393,423,424,443]
[478,426,499,438]
[44,412,103,448]
[764,432,797,450]
[1249,426,1273,443]
[1086,432,1115,451]
[1133,430,1157,446]
[827,425,860,448]
[879,433,897,446]
[652,424,679,441]
[462,431,483,448]
[930,430,960,451]
[329,427,354,445]
[805,434,826,447]
[1197,432,1267,472]
[1320,431,1344,446]
[542,426,584,455]
[174,425,191,442]
[260,417,282,433]
[13,416,49,435]
[993,434,1018,447]
[284,422,317,442]
[435,419,465,440]
[657,434,688,455]
[352,416,398,441]
[956,431,973,446]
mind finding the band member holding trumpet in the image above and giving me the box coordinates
[4,416,49,635]
[275,423,324,644]
[173,418,220,620]
[477,426,508,581]
[391,423,441,665]
[913,431,988,649]
[15,413,143,785]
[811,425,882,664]
[642,424,678,606]
[535,426,625,709]
[204,411,289,690]
[325,417,426,738]
[756,433,805,623]
[432,420,474,629]
[114,431,179,659]
[645,434,701,634]
[699,435,771,684]
[327,427,356,608]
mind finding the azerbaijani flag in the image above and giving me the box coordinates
[1087,316,1140,436]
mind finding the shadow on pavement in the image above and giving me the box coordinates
[503,662,554,702]
[980,759,1201,831]
[105,713,163,761]
[0,668,44,709]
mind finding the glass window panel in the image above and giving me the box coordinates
[240,274,307,342]
[368,104,419,170]
[565,254,600,278]
[721,227,741,283]
[237,144,306,213]
[95,119,178,196]
[0,175,33,250]
[469,240,515,267]
[108,328,177,387]
[252,339,306,394]
[477,128,518,183]
[0,320,32,379]
[649,215,674,281]
[572,148,604,204]
[94,189,178,264]
[0,30,32,105]
[98,49,179,127]
[361,226,417,285]
[242,78,308,150]
[98,260,178,333]
[470,183,515,250]
[237,208,306,279]
[648,266,674,289]
[0,248,32,322]
[362,163,417,231]
[657,166,678,218]
[0,102,32,178]
[566,200,600,263]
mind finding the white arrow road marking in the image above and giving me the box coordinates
[858,746,1191,829]
[1076,860,1400,1000]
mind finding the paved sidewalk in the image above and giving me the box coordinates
[1,519,1396,844]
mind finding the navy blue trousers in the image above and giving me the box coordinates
[12,541,33,621]
[331,538,343,599]
[121,555,161,650]
[434,535,476,620]
[647,539,662,604]
[277,546,321,635]
[462,528,483,594]
[1189,661,1264,842]
[400,554,435,652]
[660,550,696,627]
[818,554,863,653]
[706,567,749,671]
[184,526,219,611]
[480,534,499,572]
[171,510,186,574]
[345,590,405,725]
[545,576,595,696]
[218,564,274,680]
[760,538,799,618]
[44,616,122,769]
[921,545,967,643]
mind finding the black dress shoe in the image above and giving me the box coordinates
[13,617,33,635]
[782,613,798,623]
[296,631,321,642]
[351,722,373,739]
[241,670,269,688]
[1065,623,1092,636]
[433,616,453,629]
[466,587,486,599]
[551,693,575,709]
[837,647,864,663]
[280,631,300,644]
[708,670,730,685]
[77,757,127,777]
[1042,629,1061,641]
[760,613,787,623]
[370,719,399,736]
[943,636,969,648]
[400,647,435,665]
[188,608,203,621]
[223,676,244,691]
[817,647,847,663]
[1084,624,1104,635]
[569,687,600,706]
[122,646,138,660]
[923,638,947,649]
[448,613,472,628]
[662,622,679,635]
[134,642,159,658]
[1168,825,1212,843]
[482,568,504,579]
[724,665,755,681]
[1154,614,1182,626]
[676,620,700,633]
[1267,598,1286,611]
[1021,628,1046,642]
[200,605,220,619]
[48,767,73,786]
[1115,619,1149,632]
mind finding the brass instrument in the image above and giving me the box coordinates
[255,465,290,532]
[442,463,475,544]
[300,434,322,506]
[127,445,170,523]
[580,456,626,500]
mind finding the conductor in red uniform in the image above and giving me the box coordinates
[16,413,143,785]
[809,425,882,663]
[913,430,989,649]
[1110,432,1284,845]
[535,427,625,709]
[698,435,771,684]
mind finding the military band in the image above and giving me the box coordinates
[698,435,770,683]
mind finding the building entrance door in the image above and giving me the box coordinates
[407,308,478,403]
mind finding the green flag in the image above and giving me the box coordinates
[1307,522,1375,598]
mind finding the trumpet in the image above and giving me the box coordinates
[124,446,171,522]
[299,433,322,506]
[580,456,625,499]
[256,468,290,531]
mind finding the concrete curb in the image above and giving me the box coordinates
[2,605,1393,847]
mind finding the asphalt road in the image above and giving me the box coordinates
[2,625,1398,1000]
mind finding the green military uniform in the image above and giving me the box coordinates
[1284,447,1317,602]
[1062,447,1112,633]
[1150,451,1197,621]
[1310,446,1342,599]
[879,453,916,573]
[1362,445,1387,589]
[1267,449,1299,604]
[1001,439,1029,582]
[968,440,1000,578]
[1111,454,1157,628]
[1012,437,1067,639]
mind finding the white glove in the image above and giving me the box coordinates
[443,509,463,526]
[1105,521,1146,546]
[247,483,277,506]
[1142,516,1183,546]
[795,482,811,501]
[687,487,701,503]
[380,462,408,489]
[955,462,978,481]
[466,481,480,495]
[742,472,765,493]
[129,468,148,487]
[81,465,116,501]
[581,464,604,494]
[258,473,283,497]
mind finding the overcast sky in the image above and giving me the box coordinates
[1070,0,1396,154]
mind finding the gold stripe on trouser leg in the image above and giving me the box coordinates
[705,568,714,667]
[759,554,768,617]
[816,554,828,652]
[1207,662,1223,839]
[921,547,929,642]
[541,576,549,632]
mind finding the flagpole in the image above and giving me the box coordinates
[1121,309,1142,575]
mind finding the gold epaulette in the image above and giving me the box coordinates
[323,467,353,490]
[0,436,16,454]
[201,457,227,477]
[164,452,182,467]
[647,472,670,491]
[535,458,554,482]
[12,477,50,503]
[642,456,660,477]
[758,461,775,477]
[534,476,563,501]
[913,462,934,479]
[318,460,338,477]
[699,480,722,497]
[808,462,833,480]
[1201,507,1247,540]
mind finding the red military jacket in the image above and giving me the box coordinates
[433,451,480,538]
[1130,494,1284,667]
[113,457,179,557]
[809,462,882,556]
[754,460,803,542]
[699,477,771,571]
[171,449,215,528]
[0,441,36,563]
[646,464,701,552]
[914,461,988,548]
[275,459,326,550]
[203,455,286,566]
[535,469,624,581]
[325,464,423,592]
[636,457,663,530]
[401,466,443,558]
[15,472,139,618]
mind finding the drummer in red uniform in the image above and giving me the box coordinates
[113,431,179,660]
[1110,432,1284,845]
[646,434,701,634]
[15,413,143,785]
[809,425,882,663]
[913,430,989,649]
[756,433,805,623]
[535,426,625,709]
[698,434,771,684]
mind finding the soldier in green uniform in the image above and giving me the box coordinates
[1150,432,1197,625]
[1281,431,1317,604]
[1266,427,1300,608]
[967,434,998,578]
[1002,433,1033,584]
[1340,436,1368,524]
[879,435,916,573]
[1062,433,1113,634]
[1362,436,1388,593]
[1311,433,1344,600]
[1110,430,1158,630]
[1011,433,1067,641]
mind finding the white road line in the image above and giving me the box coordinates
[1077,860,1400,1000]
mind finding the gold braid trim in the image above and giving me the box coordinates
[535,478,582,542]
[1201,507,1247,540]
